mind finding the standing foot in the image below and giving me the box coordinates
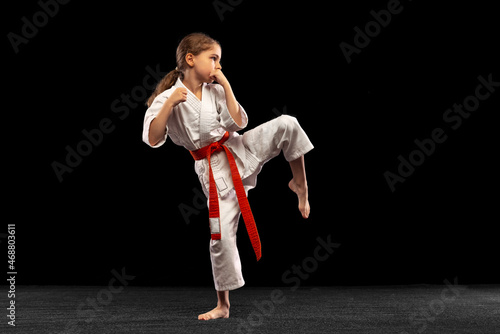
[198,305,230,320]
[289,179,310,219]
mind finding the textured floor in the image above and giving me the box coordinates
[7,285,500,333]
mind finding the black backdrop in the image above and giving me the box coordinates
[5,0,499,287]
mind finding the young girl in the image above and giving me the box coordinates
[142,32,313,320]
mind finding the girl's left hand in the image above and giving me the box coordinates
[209,69,229,86]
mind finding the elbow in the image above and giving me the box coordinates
[144,118,167,148]
[148,131,156,146]
[143,127,162,148]
[148,132,161,147]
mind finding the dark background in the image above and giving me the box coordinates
[5,0,499,287]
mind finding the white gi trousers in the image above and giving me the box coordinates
[209,115,313,291]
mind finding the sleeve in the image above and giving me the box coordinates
[213,84,248,132]
[142,93,169,148]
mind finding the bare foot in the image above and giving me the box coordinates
[289,179,310,218]
[198,305,229,320]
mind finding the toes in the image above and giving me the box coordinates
[300,204,310,219]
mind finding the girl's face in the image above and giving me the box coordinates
[190,44,222,83]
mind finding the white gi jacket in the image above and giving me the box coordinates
[142,77,261,198]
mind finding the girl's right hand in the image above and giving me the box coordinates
[168,87,188,107]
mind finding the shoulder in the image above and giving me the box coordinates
[158,86,177,99]
[145,86,177,115]
[206,82,224,91]
[205,83,225,99]
[150,86,176,107]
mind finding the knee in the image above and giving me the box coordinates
[276,115,299,132]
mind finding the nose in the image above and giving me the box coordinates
[216,61,222,70]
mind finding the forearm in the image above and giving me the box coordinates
[221,82,243,127]
[148,100,174,146]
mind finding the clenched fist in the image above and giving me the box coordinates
[168,87,188,107]
[209,69,229,87]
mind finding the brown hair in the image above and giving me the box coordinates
[146,32,220,107]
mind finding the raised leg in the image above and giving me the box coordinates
[288,155,310,219]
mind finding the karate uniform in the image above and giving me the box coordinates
[143,77,313,291]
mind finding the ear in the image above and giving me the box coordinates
[185,53,195,67]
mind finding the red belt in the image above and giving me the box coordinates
[190,132,262,261]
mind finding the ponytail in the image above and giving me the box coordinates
[146,69,181,107]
